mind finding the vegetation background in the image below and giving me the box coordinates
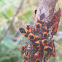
[0,0,62,62]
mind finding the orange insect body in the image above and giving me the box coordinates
[36,23,42,29]
[27,25,32,32]
[51,40,55,57]
[33,40,41,51]
[45,26,50,31]
[46,40,55,59]
[19,28,35,41]
[34,51,40,59]
[21,45,27,55]
[24,51,30,62]
[43,32,48,38]
[52,12,57,23]
[28,33,35,41]
[36,13,45,29]
[53,22,58,29]
[33,39,48,51]
[42,39,48,46]
[44,24,51,33]
[44,46,52,53]
[19,28,28,36]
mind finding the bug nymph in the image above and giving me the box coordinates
[43,32,48,38]
[21,45,27,55]
[51,40,56,57]
[44,24,51,33]
[42,39,48,46]
[35,13,45,29]
[24,51,30,62]
[19,28,35,41]
[34,51,40,59]
[26,25,32,32]
[19,28,28,36]
[28,33,35,41]
[51,22,58,35]
[33,39,48,51]
[52,8,61,24]
[33,40,41,51]
[44,46,53,53]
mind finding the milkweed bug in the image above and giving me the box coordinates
[26,25,32,32]
[34,51,40,59]
[42,39,48,46]
[44,24,51,33]
[44,46,52,53]
[28,33,35,41]
[21,45,27,55]
[52,8,61,24]
[33,40,41,51]
[43,32,48,38]
[19,28,35,41]
[24,51,30,62]
[51,22,58,35]
[51,40,56,57]
[33,39,48,51]
[35,13,45,29]
[45,40,55,60]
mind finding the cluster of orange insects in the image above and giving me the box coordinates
[19,8,61,62]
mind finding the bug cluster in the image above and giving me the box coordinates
[19,8,61,62]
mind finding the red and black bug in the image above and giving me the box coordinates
[52,8,61,24]
[21,45,27,55]
[56,8,61,23]
[44,40,55,60]
[19,28,35,41]
[43,45,52,60]
[33,39,48,51]
[43,32,48,38]
[35,13,45,29]
[44,46,52,53]
[51,22,58,35]
[44,23,51,33]
[26,25,32,33]
[34,51,40,59]
[24,51,30,62]
[51,40,56,57]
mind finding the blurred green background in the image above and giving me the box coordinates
[0,0,62,62]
